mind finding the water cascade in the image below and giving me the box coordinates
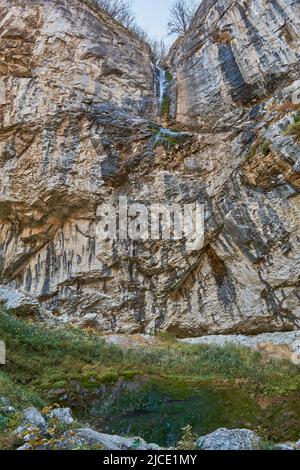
[157,67,167,106]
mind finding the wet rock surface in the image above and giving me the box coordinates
[0,0,300,336]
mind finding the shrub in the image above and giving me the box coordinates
[177,425,196,450]
[284,120,300,140]
[261,141,271,156]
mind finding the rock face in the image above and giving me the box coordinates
[168,0,300,130]
[1,0,300,336]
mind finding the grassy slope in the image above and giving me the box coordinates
[1,309,300,447]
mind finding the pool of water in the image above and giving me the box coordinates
[83,377,300,446]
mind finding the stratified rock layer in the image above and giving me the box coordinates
[168,0,300,130]
[1,0,300,336]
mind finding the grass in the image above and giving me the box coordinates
[284,108,300,140]
[165,70,173,82]
[261,141,271,156]
[161,95,171,118]
[246,140,271,160]
[293,109,300,124]
[1,309,300,447]
[1,309,300,398]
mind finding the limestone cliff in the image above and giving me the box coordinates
[1,0,300,336]
[168,0,300,130]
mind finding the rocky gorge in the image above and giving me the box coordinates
[1,0,300,339]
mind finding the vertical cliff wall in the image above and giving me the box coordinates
[168,0,300,130]
[1,0,300,336]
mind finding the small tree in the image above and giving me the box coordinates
[167,0,198,36]
[149,39,168,65]
[95,1,167,61]
[96,0,135,28]
[177,425,196,450]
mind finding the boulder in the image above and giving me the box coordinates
[48,408,74,426]
[20,407,47,431]
[273,443,295,451]
[76,428,161,450]
[196,428,262,451]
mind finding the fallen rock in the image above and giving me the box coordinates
[76,428,162,450]
[15,426,41,443]
[273,443,295,450]
[196,428,261,451]
[17,443,34,451]
[2,405,16,414]
[20,407,47,431]
[48,408,74,426]
[180,331,300,348]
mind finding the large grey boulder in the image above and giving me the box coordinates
[20,407,47,431]
[76,428,161,450]
[196,428,262,451]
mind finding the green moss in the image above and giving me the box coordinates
[261,141,271,156]
[246,142,259,160]
[293,109,300,124]
[150,123,160,136]
[87,375,300,446]
[161,96,170,117]
[246,140,271,160]
[1,309,300,396]
[284,120,300,140]
[165,70,173,82]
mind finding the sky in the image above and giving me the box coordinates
[132,0,175,44]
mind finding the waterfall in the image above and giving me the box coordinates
[156,66,168,109]
[158,67,167,106]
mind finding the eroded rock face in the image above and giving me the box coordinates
[168,0,300,130]
[0,0,300,336]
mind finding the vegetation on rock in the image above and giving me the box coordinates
[1,310,300,447]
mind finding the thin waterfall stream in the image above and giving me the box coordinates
[153,66,192,145]
[157,67,168,109]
